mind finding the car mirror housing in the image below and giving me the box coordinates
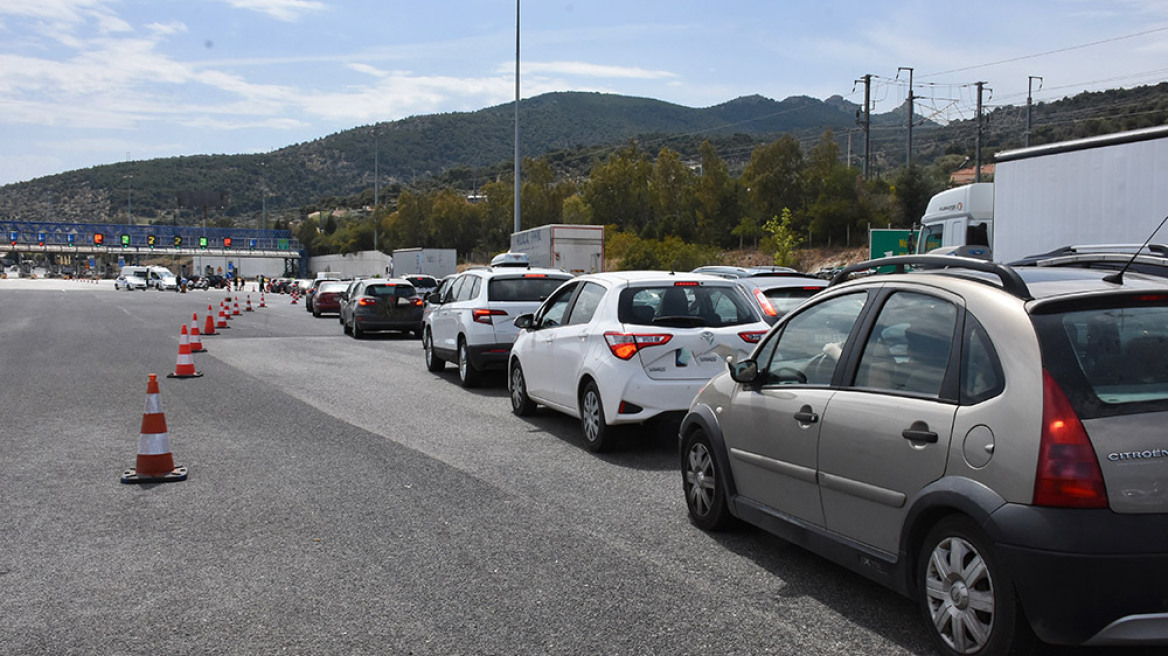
[729,359,759,384]
[514,313,534,330]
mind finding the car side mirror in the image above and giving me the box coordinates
[729,359,759,384]
[427,291,442,304]
[514,313,534,330]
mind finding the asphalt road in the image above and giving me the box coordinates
[0,279,1152,656]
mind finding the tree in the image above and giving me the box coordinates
[764,209,803,268]
[693,141,739,246]
[743,135,804,224]
[649,147,696,240]
[583,142,652,234]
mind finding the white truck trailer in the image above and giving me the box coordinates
[917,125,1168,262]
[391,247,457,278]
[509,224,604,274]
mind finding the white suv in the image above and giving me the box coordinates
[423,267,572,387]
[508,271,769,451]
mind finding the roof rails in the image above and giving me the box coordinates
[830,255,1033,301]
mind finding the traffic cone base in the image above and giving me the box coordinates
[121,374,187,484]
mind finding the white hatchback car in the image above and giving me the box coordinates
[508,271,769,451]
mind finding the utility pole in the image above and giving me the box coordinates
[898,67,914,167]
[975,82,987,183]
[373,126,380,252]
[1026,76,1043,147]
[855,74,872,178]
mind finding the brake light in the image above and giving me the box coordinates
[674,281,700,286]
[603,331,673,360]
[524,274,547,278]
[752,288,777,317]
[473,308,507,324]
[1134,294,1168,302]
[1033,370,1108,508]
[357,298,377,306]
[412,298,423,306]
[738,330,767,344]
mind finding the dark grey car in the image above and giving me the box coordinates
[340,279,423,338]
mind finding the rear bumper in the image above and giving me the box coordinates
[987,504,1168,646]
[466,342,512,371]
[602,374,708,425]
[355,315,422,333]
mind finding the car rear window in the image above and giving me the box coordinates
[319,281,348,293]
[367,284,416,298]
[763,286,823,315]
[487,275,569,302]
[618,284,758,327]
[1034,298,1168,418]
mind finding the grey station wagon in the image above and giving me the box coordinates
[680,255,1168,656]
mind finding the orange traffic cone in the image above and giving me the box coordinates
[232,297,241,316]
[189,313,206,353]
[203,304,217,336]
[245,296,254,312]
[259,294,267,308]
[216,303,229,329]
[121,374,188,484]
[291,289,298,305]
[167,325,203,379]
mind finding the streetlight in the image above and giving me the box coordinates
[372,126,380,252]
[123,174,133,225]
[513,0,521,235]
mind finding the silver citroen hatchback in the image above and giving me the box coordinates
[680,255,1168,656]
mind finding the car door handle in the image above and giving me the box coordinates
[793,405,819,424]
[902,421,938,443]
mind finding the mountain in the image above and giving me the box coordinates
[0,91,922,226]
[3,83,1168,226]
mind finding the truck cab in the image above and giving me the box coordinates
[916,183,994,258]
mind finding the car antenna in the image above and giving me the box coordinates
[1103,213,1168,285]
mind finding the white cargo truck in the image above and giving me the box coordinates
[917,125,1168,262]
[509,224,604,274]
[391,247,457,278]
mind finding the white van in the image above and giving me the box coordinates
[147,266,178,291]
[116,266,150,291]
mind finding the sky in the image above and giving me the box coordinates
[2,0,1168,187]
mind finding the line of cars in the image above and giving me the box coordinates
[303,275,430,339]
[401,247,1168,655]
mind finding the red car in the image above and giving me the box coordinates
[311,280,349,317]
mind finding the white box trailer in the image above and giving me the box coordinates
[917,125,1168,262]
[509,224,604,274]
[391,247,457,278]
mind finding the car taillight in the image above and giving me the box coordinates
[738,330,767,344]
[412,298,423,306]
[752,288,777,317]
[674,281,700,286]
[473,308,507,324]
[1033,369,1108,508]
[357,298,377,306]
[603,331,673,360]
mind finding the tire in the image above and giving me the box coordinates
[457,339,480,388]
[424,329,445,372]
[509,361,537,416]
[917,516,1035,656]
[579,380,612,452]
[313,309,321,318]
[681,428,734,530]
[352,321,364,339]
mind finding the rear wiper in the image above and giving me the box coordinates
[653,316,706,328]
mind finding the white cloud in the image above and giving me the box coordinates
[518,61,678,80]
[217,0,327,22]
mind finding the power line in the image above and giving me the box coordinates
[921,26,1168,78]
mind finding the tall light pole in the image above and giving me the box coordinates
[898,66,914,167]
[513,0,521,235]
[124,174,133,225]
